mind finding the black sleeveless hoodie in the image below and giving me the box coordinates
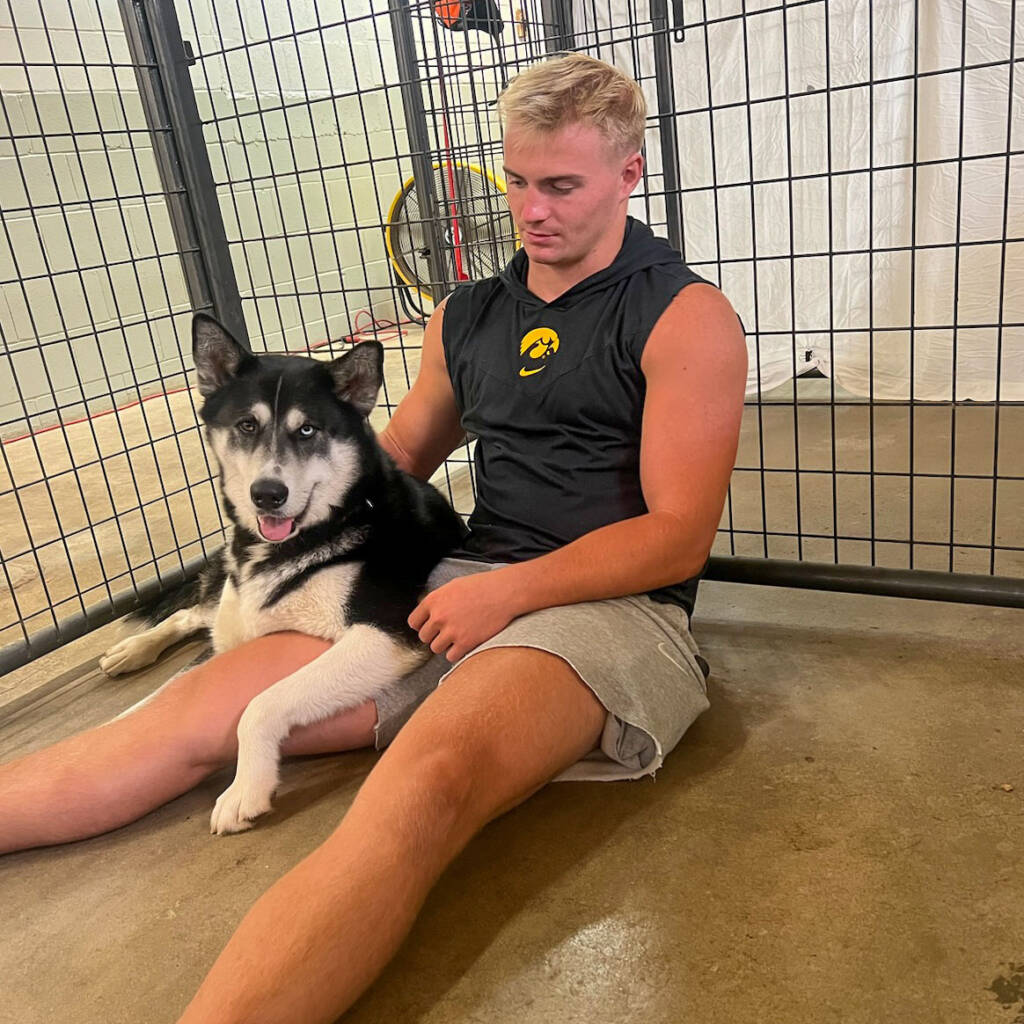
[442,217,710,614]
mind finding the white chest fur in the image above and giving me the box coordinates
[211,561,360,653]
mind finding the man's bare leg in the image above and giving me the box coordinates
[177,646,606,1024]
[0,633,378,855]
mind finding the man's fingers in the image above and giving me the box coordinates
[429,631,451,655]
[408,604,427,630]
[418,620,441,644]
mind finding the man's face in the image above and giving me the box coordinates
[502,120,642,270]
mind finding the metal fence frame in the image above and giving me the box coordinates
[0,0,245,673]
[1,0,1021,677]
[383,0,1023,608]
[117,0,249,350]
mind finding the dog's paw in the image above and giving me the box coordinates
[99,635,160,676]
[210,772,277,836]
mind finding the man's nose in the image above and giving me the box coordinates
[521,189,549,222]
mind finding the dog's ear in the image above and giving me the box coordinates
[192,314,248,396]
[329,341,383,417]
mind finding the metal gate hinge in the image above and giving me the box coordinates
[672,0,685,41]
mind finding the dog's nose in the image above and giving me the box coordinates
[251,478,288,510]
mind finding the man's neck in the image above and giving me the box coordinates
[526,215,629,303]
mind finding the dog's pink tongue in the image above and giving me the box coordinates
[258,516,294,541]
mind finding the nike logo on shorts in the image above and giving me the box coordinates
[657,642,689,673]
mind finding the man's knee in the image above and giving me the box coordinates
[440,645,605,763]
[369,646,606,828]
[335,741,477,869]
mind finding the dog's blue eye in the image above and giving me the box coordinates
[298,423,318,438]
[237,418,258,434]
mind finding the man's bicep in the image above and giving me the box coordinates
[639,285,747,557]
[380,300,466,480]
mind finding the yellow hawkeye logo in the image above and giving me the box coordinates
[518,327,560,378]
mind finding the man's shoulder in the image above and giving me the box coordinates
[438,277,507,365]
[659,279,736,322]
[443,276,507,325]
[648,261,714,292]
[644,280,747,369]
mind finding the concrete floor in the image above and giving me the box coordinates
[1,580,1022,1024]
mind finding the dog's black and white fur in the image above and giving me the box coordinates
[100,313,466,834]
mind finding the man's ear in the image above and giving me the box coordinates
[192,313,249,396]
[329,341,384,417]
[621,151,644,196]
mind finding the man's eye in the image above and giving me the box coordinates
[297,423,318,438]
[237,418,258,434]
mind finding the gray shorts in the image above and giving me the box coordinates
[373,558,710,782]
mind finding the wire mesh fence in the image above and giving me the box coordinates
[171,0,491,523]
[0,0,225,668]
[668,0,1024,581]
[384,0,1024,585]
[0,0,1021,673]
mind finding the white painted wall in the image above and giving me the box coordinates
[1,1,187,436]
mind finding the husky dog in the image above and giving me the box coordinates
[100,313,467,834]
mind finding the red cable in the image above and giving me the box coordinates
[2,385,195,446]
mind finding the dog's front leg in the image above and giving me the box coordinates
[210,624,427,835]
[100,607,210,676]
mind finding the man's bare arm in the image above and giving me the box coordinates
[495,283,748,612]
[377,299,466,480]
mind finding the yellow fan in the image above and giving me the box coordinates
[385,161,518,306]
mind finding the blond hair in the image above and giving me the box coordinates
[497,52,647,156]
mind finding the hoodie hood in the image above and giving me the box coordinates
[498,216,682,311]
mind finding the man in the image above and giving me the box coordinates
[0,53,746,1022]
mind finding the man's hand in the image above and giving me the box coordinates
[408,569,524,663]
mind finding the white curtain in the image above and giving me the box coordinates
[568,0,1021,401]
